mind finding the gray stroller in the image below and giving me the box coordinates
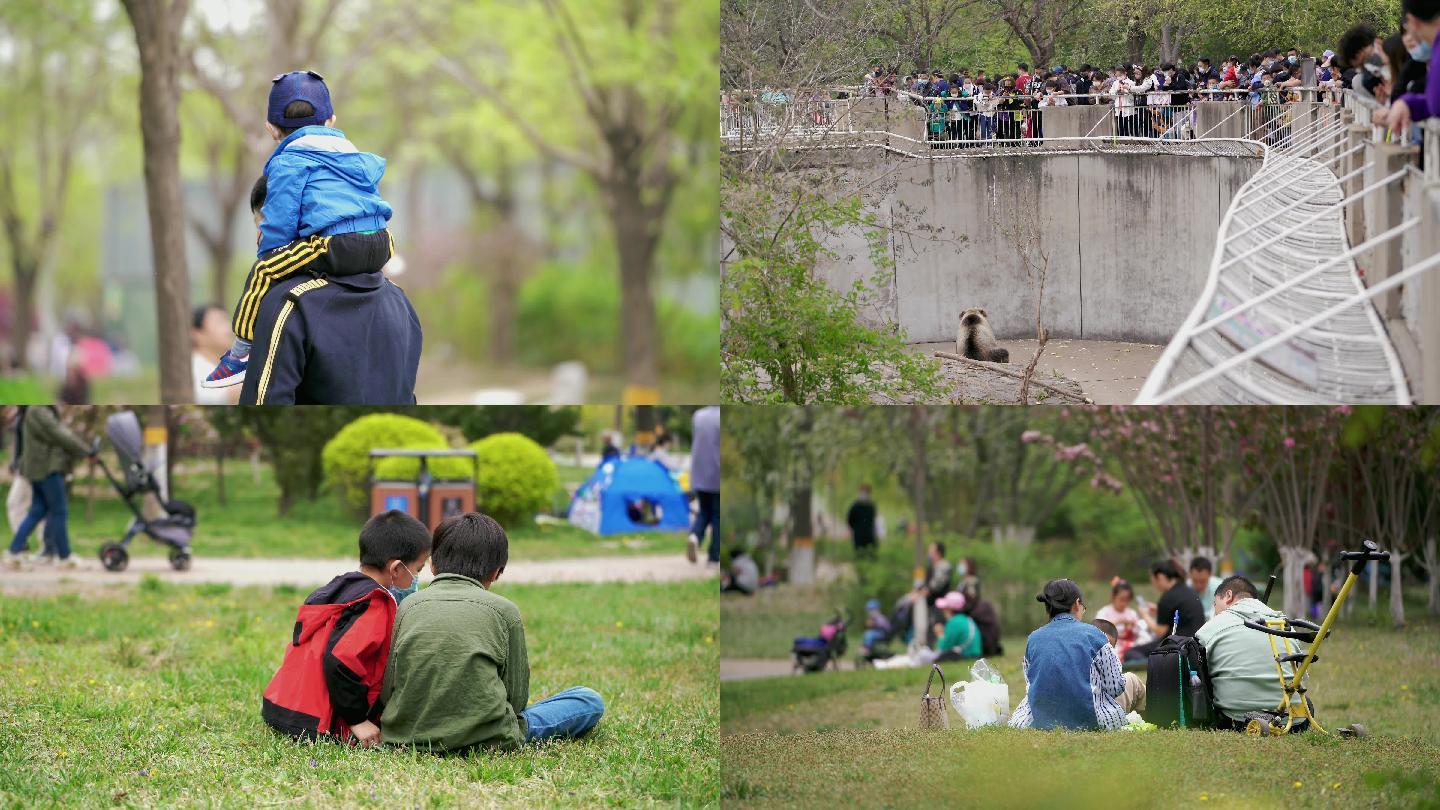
[95,411,196,572]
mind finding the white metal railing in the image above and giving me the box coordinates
[1138,90,1426,404]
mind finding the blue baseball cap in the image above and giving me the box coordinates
[865,598,880,611]
[268,70,333,129]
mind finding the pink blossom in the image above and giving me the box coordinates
[1021,430,1042,443]
[1283,437,1295,449]
[1335,405,1352,415]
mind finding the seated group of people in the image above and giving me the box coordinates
[1010,565,1297,732]
[860,542,1004,665]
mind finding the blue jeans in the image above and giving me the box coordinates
[521,686,605,743]
[10,473,70,559]
[692,490,719,563]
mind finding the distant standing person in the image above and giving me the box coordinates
[687,405,720,565]
[846,484,878,558]
[6,407,95,569]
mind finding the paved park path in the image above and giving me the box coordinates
[0,554,713,595]
[721,658,858,681]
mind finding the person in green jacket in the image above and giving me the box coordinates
[7,406,95,569]
[380,512,605,752]
[932,590,983,661]
[1195,575,1303,731]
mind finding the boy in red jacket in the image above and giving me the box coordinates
[262,509,431,746]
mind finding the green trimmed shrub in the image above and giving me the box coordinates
[469,432,559,529]
[322,414,469,514]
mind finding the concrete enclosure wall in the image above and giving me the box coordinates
[803,150,1260,344]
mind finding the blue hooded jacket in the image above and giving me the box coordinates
[258,126,392,255]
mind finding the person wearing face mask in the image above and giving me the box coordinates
[261,509,433,747]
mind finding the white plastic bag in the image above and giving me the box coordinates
[948,658,1011,728]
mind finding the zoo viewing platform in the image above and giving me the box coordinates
[721,86,1440,405]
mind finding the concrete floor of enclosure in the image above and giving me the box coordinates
[916,338,1165,404]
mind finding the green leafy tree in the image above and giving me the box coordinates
[721,177,942,404]
[427,406,582,447]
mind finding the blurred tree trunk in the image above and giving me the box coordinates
[190,139,251,306]
[424,0,686,399]
[123,0,194,404]
[443,141,529,367]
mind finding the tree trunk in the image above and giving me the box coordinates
[991,524,1036,546]
[10,262,37,371]
[1389,551,1407,628]
[1425,537,1440,616]
[123,0,194,404]
[607,172,661,402]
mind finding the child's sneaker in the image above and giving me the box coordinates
[202,350,249,389]
[55,557,79,571]
[685,534,699,564]
[29,552,54,565]
[5,551,24,569]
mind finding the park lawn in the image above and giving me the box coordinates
[720,585,855,660]
[57,465,678,561]
[721,617,1440,808]
[0,576,718,808]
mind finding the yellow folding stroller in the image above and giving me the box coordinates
[1240,540,1389,738]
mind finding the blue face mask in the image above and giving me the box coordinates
[387,562,421,603]
[1410,41,1433,63]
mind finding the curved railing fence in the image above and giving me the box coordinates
[722,90,1440,403]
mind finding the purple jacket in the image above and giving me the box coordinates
[1399,29,1440,120]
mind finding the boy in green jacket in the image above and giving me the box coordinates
[380,512,605,751]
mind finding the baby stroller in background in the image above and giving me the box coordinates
[792,611,848,673]
[95,411,196,572]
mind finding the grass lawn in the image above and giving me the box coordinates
[721,585,852,660]
[721,614,1440,808]
[0,576,717,807]
[52,465,679,561]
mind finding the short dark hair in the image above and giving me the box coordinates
[1198,56,1211,64]
[192,304,224,330]
[1406,0,1440,22]
[275,99,317,136]
[1151,559,1184,581]
[430,512,509,583]
[250,175,267,213]
[1189,556,1213,573]
[1338,24,1377,69]
[1111,579,1134,597]
[1018,62,1029,70]
[932,541,947,558]
[1216,575,1258,601]
[1092,618,1118,641]
[358,510,432,567]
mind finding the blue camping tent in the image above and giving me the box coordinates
[568,456,691,536]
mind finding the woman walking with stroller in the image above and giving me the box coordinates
[6,406,95,569]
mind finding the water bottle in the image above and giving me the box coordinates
[1189,670,1201,688]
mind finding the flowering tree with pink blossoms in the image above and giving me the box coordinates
[1087,407,1261,565]
[1234,406,1350,620]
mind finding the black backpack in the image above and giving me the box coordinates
[1143,635,1216,728]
